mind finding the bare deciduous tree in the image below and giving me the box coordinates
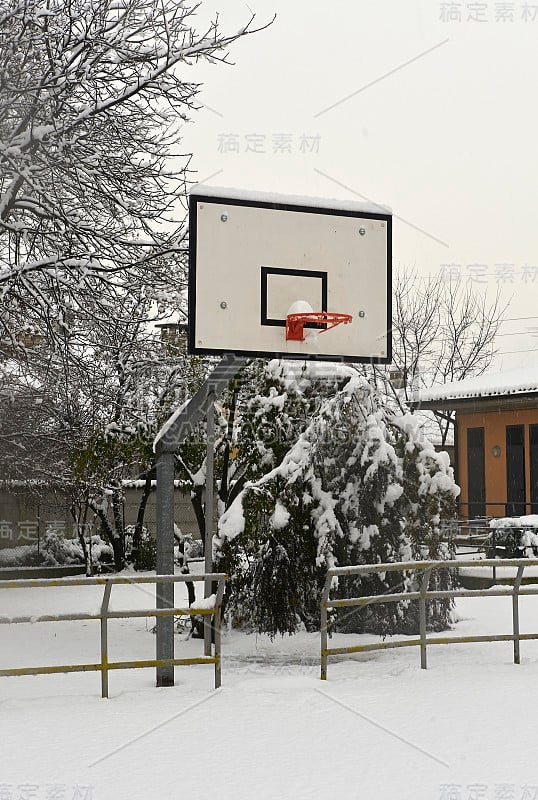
[391,268,507,445]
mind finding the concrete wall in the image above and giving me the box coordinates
[0,484,201,548]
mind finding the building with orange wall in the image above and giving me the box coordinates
[416,367,538,519]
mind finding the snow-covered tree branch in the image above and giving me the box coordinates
[0,0,267,344]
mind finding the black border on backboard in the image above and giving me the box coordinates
[260,266,328,328]
[188,193,392,364]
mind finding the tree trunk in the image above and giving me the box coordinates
[219,386,239,503]
[133,472,152,570]
[111,488,125,571]
[89,501,124,571]
[190,485,206,553]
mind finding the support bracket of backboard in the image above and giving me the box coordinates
[154,354,247,456]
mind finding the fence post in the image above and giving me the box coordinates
[320,573,332,680]
[213,574,226,688]
[513,564,525,665]
[100,581,113,699]
[214,605,222,689]
[419,567,433,670]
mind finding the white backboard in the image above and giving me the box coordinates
[188,186,392,363]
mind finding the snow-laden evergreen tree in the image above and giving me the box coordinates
[215,362,459,638]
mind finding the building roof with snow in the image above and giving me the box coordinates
[413,365,538,411]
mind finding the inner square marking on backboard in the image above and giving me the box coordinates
[260,267,328,327]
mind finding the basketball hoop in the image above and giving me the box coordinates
[189,188,391,362]
[286,312,353,342]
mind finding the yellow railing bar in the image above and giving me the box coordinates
[0,656,219,679]
[321,558,538,679]
[0,573,226,698]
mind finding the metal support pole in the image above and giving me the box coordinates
[36,501,41,557]
[156,450,176,687]
[214,575,226,687]
[153,355,246,687]
[320,603,328,680]
[204,394,215,657]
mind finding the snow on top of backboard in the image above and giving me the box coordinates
[190,184,391,216]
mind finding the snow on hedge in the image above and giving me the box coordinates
[490,515,538,529]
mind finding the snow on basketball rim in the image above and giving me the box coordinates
[287,300,321,344]
[190,184,391,216]
[287,300,314,316]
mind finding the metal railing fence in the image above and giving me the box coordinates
[439,521,538,576]
[320,558,538,680]
[457,501,538,518]
[0,573,226,697]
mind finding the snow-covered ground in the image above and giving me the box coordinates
[2,575,538,800]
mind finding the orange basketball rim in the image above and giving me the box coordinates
[286,312,353,342]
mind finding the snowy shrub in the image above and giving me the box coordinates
[483,529,524,559]
[40,530,114,570]
[86,534,114,568]
[173,528,203,564]
[215,363,459,638]
[0,544,43,568]
[39,530,84,566]
[483,528,538,558]
[183,535,203,560]
[125,526,155,571]
[0,531,114,571]
[485,516,538,558]
[218,484,325,637]
[137,536,156,571]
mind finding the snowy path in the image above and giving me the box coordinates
[1,583,538,800]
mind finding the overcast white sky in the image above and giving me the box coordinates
[180,0,538,371]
